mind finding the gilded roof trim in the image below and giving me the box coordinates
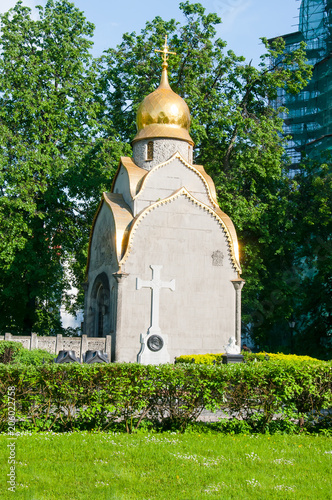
[111,157,147,198]
[103,193,133,261]
[86,198,104,277]
[120,187,241,273]
[86,193,133,275]
[132,125,194,146]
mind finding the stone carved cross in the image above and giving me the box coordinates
[136,265,175,335]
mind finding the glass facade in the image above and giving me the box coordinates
[270,0,332,167]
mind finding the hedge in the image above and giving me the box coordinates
[0,341,55,365]
[175,352,324,364]
[1,361,331,433]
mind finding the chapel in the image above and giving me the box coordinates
[83,38,244,363]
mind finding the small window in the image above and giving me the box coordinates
[147,141,153,161]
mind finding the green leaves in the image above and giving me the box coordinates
[0,1,128,333]
[0,361,330,433]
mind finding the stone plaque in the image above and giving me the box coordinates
[212,250,224,267]
[87,341,106,352]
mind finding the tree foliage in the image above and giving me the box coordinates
[0,0,129,334]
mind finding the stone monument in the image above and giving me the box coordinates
[83,37,244,363]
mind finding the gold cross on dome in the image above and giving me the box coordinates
[155,35,176,65]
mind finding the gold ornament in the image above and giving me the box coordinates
[133,35,194,145]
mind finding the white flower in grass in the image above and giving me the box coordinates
[274,485,295,491]
[204,483,226,493]
[169,452,220,466]
[246,479,261,487]
[95,481,110,487]
[324,451,332,454]
[245,452,260,461]
[273,458,294,465]
[202,458,221,466]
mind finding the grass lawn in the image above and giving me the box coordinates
[0,431,331,499]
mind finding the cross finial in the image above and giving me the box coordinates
[155,35,176,68]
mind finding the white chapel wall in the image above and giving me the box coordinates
[117,194,237,362]
[133,157,214,215]
[86,203,118,339]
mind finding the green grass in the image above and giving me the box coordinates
[0,432,331,499]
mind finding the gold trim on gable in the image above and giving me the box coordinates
[103,193,133,261]
[86,193,133,275]
[132,152,218,206]
[111,157,147,198]
[119,187,241,273]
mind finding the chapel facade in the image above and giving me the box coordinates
[83,39,244,364]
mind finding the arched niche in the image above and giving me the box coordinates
[90,272,111,338]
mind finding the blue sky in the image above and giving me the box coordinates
[1,0,301,64]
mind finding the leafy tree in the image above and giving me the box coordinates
[291,154,332,358]
[0,0,129,334]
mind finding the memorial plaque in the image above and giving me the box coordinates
[147,335,164,352]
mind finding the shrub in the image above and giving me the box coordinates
[15,348,56,365]
[0,341,24,364]
[0,341,55,365]
[244,352,323,363]
[0,361,330,434]
[176,351,325,364]
[175,353,224,364]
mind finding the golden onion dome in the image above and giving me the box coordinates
[132,41,194,146]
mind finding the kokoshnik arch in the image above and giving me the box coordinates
[83,37,244,364]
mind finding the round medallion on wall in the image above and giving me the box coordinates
[147,335,164,352]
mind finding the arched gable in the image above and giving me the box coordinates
[120,187,241,273]
[133,152,218,208]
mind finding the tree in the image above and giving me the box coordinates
[0,0,129,334]
[291,154,332,358]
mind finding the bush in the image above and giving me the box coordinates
[0,361,331,434]
[0,341,55,365]
[244,352,323,363]
[175,353,225,364]
[176,351,324,364]
[15,348,56,365]
[0,341,24,364]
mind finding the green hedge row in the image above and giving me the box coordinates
[1,361,331,433]
[175,352,324,364]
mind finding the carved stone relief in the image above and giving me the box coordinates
[37,340,56,354]
[212,250,224,267]
[63,339,81,358]
[91,223,113,271]
[87,341,106,351]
